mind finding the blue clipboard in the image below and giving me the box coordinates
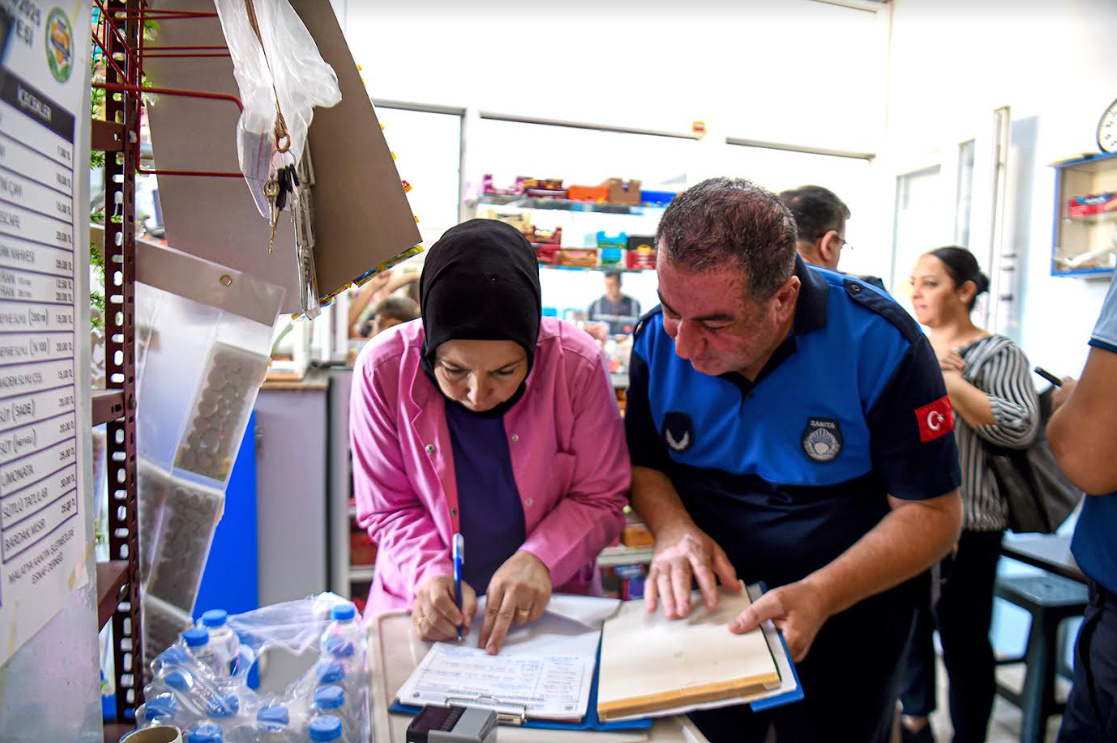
[390,640,654,732]
[748,581,805,711]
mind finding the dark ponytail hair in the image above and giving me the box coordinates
[928,246,989,311]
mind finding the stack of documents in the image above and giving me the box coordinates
[597,585,798,721]
[394,586,802,727]
[395,595,619,723]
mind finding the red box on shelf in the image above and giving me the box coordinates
[524,226,562,244]
[568,185,610,202]
[627,247,656,269]
[1068,192,1117,218]
[350,530,379,566]
[534,244,562,264]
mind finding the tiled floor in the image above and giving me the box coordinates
[916,660,1069,742]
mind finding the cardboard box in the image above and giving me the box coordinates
[602,178,642,205]
[1068,192,1117,218]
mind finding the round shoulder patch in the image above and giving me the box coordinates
[801,417,843,463]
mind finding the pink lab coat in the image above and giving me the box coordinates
[350,317,630,615]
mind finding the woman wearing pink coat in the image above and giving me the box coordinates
[350,220,630,653]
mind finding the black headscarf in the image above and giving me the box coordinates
[420,219,542,417]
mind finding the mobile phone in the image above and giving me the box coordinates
[1034,367,1062,387]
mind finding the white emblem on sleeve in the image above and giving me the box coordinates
[927,411,944,431]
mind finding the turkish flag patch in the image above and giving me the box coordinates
[915,396,954,442]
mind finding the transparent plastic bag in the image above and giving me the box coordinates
[213,0,342,217]
[136,594,371,743]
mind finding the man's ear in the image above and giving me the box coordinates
[818,230,841,268]
[774,275,801,318]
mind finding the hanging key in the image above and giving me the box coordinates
[265,176,280,254]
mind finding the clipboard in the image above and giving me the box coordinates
[390,640,654,732]
[370,608,709,743]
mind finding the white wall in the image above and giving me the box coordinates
[332,0,888,154]
[883,0,1117,376]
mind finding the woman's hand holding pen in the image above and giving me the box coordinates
[413,575,477,643]
[479,550,552,655]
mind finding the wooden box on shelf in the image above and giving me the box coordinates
[1053,151,1117,277]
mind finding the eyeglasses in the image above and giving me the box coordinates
[840,238,853,252]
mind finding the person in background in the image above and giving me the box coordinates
[350,219,629,654]
[779,184,885,290]
[626,178,962,743]
[899,246,1040,743]
[587,271,641,335]
[348,269,420,337]
[360,295,419,338]
[1048,278,1117,743]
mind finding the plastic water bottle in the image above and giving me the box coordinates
[141,693,178,726]
[308,715,342,743]
[164,668,195,693]
[205,691,240,721]
[315,660,345,687]
[201,609,240,676]
[255,704,292,743]
[320,603,363,664]
[183,627,221,678]
[187,724,224,743]
[313,686,355,743]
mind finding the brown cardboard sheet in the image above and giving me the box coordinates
[144,0,420,315]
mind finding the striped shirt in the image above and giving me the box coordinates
[955,334,1040,531]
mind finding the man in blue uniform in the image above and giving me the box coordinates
[1048,277,1117,743]
[625,178,963,743]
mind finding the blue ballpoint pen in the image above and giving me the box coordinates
[452,533,464,642]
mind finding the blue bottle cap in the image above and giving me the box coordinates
[183,627,210,647]
[324,635,355,658]
[201,609,228,628]
[330,603,357,622]
[317,660,346,684]
[257,704,290,726]
[308,715,342,742]
[143,695,178,721]
[187,724,224,743]
[314,684,346,711]
[164,669,193,692]
[206,693,239,718]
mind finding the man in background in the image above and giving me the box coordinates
[360,295,419,338]
[1047,278,1117,743]
[588,271,641,335]
[780,185,885,290]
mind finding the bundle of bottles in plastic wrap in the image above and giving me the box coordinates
[134,594,371,743]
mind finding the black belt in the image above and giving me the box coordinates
[1088,579,1117,609]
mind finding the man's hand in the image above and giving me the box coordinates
[413,575,477,642]
[646,523,739,619]
[728,579,831,662]
[478,551,553,654]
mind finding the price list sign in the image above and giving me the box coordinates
[0,2,89,666]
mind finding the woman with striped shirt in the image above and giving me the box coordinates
[899,247,1040,743]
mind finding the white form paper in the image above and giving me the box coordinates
[395,594,619,721]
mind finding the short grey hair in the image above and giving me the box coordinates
[656,178,798,300]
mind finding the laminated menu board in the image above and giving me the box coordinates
[0,2,91,667]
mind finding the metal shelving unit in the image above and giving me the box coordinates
[92,0,143,726]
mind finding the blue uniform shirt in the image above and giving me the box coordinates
[625,257,962,588]
[1071,278,1117,595]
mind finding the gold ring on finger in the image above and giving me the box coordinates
[517,608,531,620]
